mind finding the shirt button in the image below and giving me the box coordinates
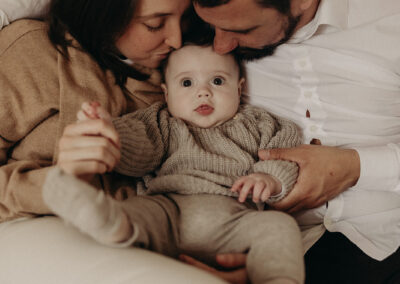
[325,218,333,227]
[310,138,322,145]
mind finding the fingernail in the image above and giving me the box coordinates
[260,149,270,159]
[90,101,100,107]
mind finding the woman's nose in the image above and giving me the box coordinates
[165,21,182,50]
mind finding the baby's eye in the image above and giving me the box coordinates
[212,77,225,86]
[181,79,192,87]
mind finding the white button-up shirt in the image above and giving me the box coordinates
[245,0,400,260]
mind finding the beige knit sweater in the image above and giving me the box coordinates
[113,102,302,202]
[0,20,164,222]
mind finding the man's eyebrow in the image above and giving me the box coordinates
[219,26,258,34]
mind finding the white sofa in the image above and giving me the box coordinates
[0,217,226,284]
[0,0,50,28]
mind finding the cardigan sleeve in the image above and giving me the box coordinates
[249,107,302,203]
[0,20,148,222]
[112,102,170,177]
[0,21,62,221]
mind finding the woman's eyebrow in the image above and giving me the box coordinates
[136,13,171,20]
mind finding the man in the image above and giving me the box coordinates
[186,0,400,283]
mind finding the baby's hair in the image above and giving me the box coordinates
[159,42,245,83]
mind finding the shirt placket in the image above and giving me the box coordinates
[291,47,327,145]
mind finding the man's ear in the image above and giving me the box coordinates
[238,78,245,97]
[161,83,168,100]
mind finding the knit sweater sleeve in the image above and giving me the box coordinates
[247,106,302,203]
[112,102,169,177]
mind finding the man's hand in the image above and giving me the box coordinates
[180,253,249,284]
[258,144,360,212]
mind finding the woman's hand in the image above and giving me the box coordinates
[57,102,120,181]
[180,253,249,284]
[258,144,360,212]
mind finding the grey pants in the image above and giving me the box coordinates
[120,193,304,284]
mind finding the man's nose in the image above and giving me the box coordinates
[213,28,238,54]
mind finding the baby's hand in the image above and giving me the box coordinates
[231,173,282,203]
[77,101,112,122]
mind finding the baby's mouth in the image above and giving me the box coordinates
[195,104,214,115]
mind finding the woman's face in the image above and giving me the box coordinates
[116,0,191,68]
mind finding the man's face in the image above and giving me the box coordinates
[194,0,300,60]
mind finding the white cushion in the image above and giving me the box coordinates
[0,0,50,30]
[0,216,226,284]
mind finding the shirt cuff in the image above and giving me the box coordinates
[352,144,400,192]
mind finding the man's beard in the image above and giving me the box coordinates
[234,15,300,61]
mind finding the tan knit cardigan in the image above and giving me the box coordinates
[0,20,164,222]
[113,102,302,203]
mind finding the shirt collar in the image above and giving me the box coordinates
[289,0,349,43]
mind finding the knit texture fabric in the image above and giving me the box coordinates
[0,20,164,222]
[113,102,302,203]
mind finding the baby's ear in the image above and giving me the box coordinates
[238,78,246,96]
[161,83,168,100]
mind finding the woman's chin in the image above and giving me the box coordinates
[135,58,163,69]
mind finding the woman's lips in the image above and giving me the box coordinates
[155,53,169,59]
[195,104,214,115]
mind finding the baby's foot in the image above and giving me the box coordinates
[43,167,133,246]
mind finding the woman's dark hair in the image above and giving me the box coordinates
[192,0,291,14]
[47,0,149,88]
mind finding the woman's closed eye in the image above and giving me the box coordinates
[143,19,165,32]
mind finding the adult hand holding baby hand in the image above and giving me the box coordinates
[56,102,120,181]
[258,144,360,212]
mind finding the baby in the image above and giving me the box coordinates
[44,44,304,284]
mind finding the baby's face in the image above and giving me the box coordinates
[163,45,244,128]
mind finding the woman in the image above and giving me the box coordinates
[0,0,225,283]
[0,0,191,221]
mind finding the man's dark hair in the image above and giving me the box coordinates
[192,0,291,14]
[46,0,149,89]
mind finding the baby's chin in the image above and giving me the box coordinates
[184,118,229,129]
